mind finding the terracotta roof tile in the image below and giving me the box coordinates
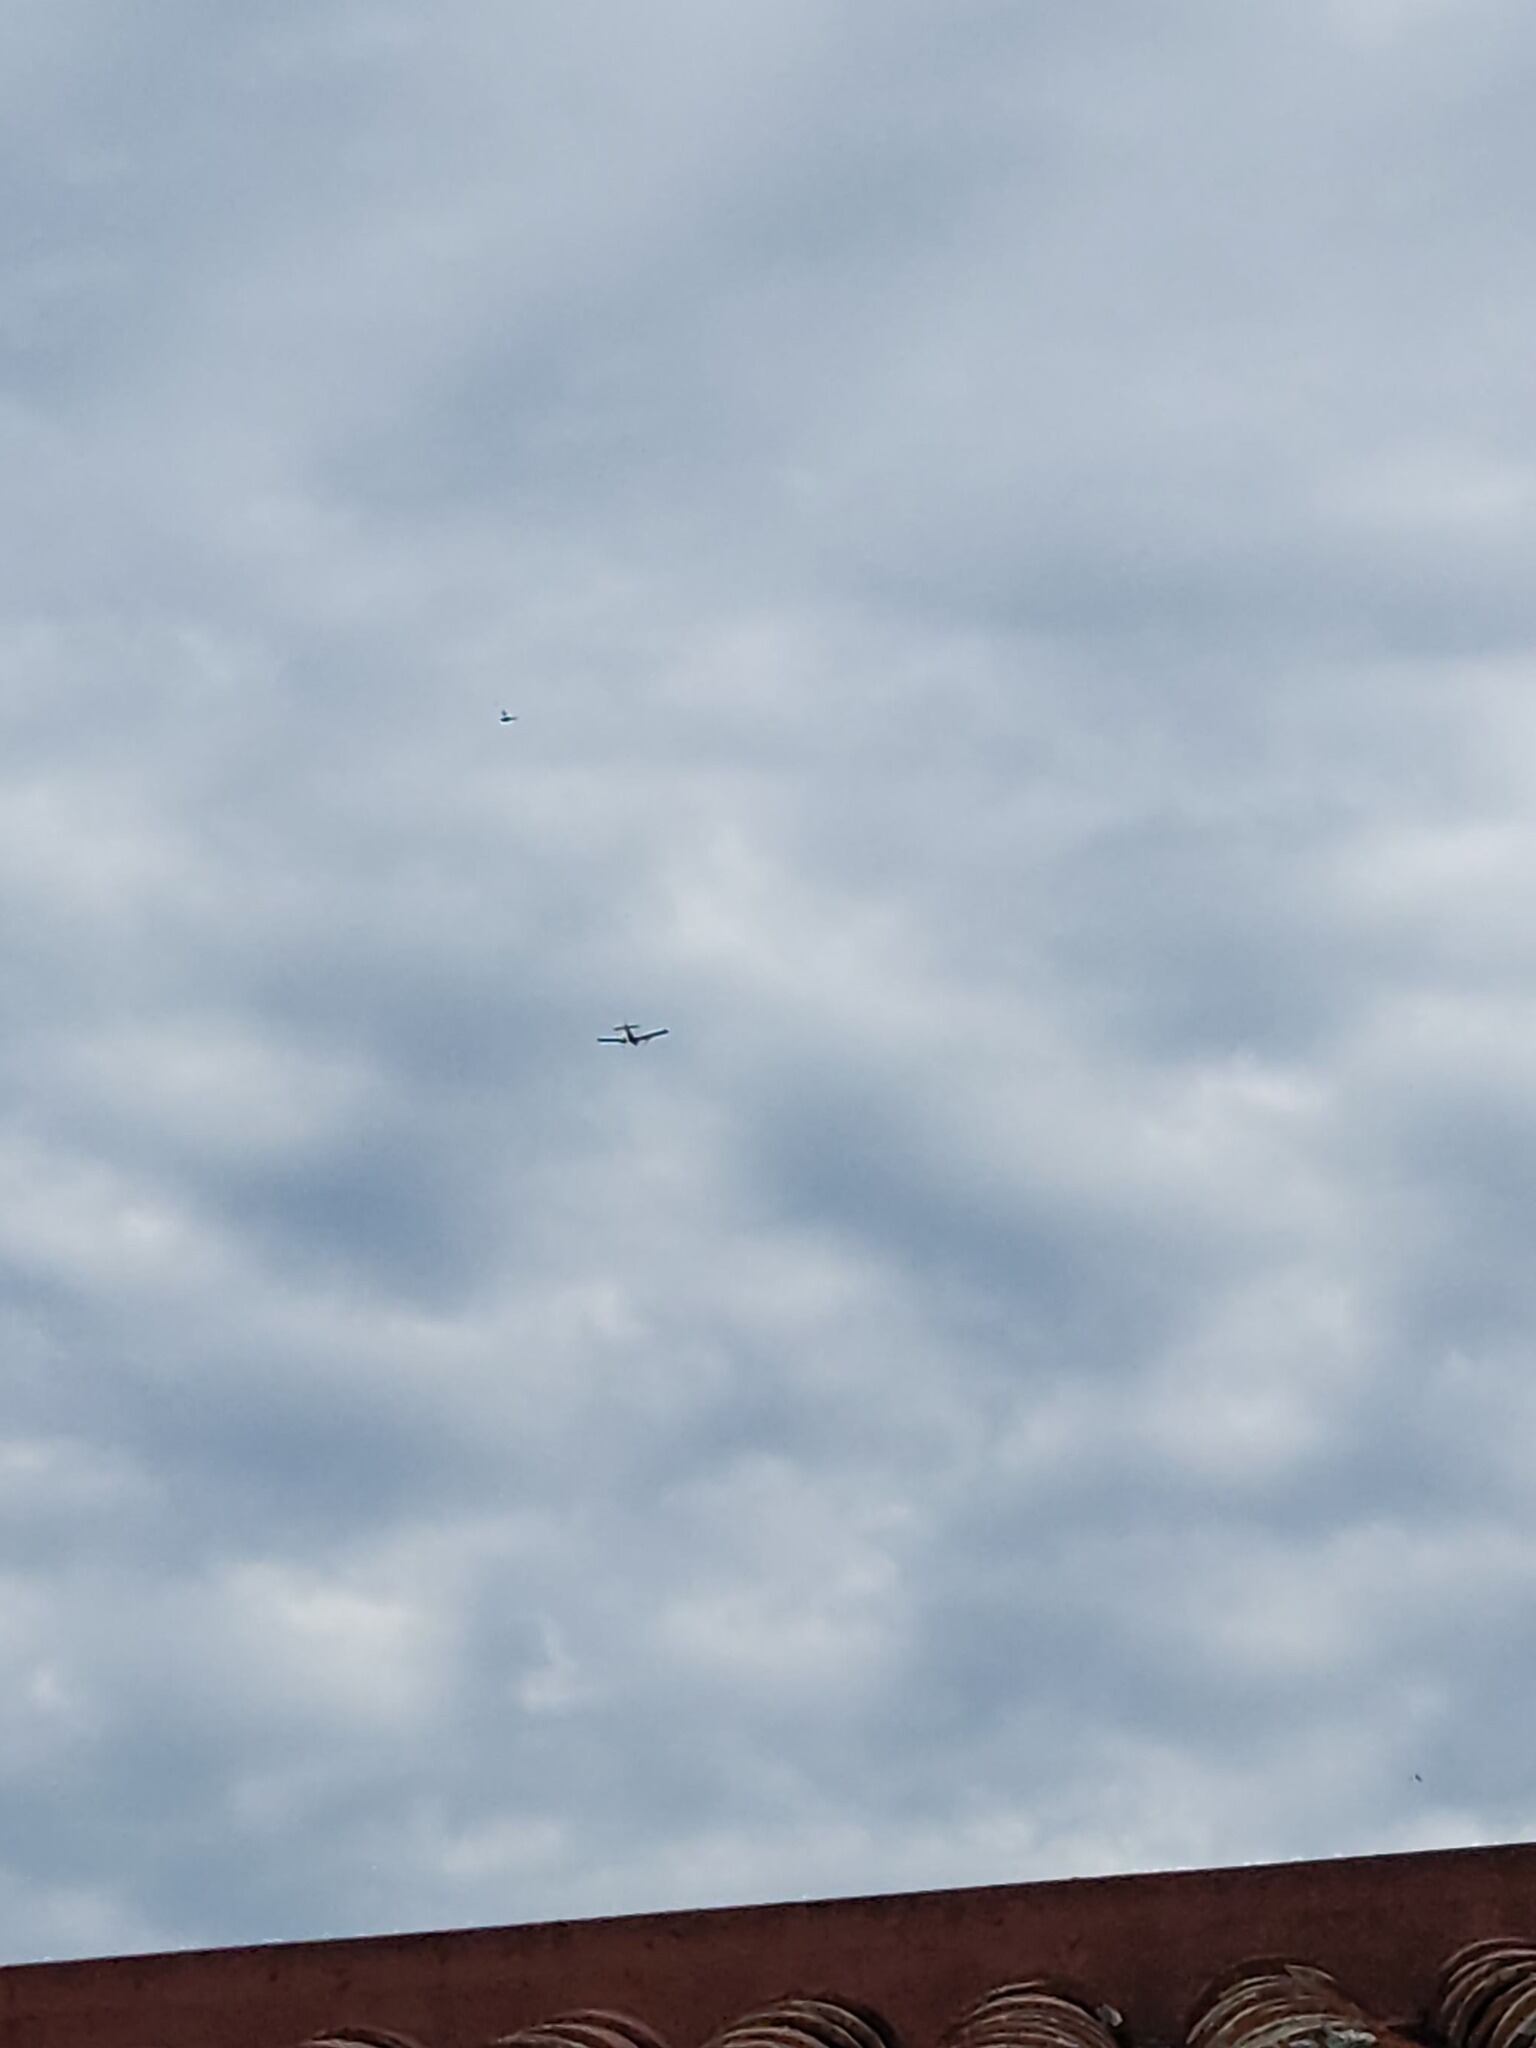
[301,2033,430,2048]
[1436,1942,1536,2048]
[1186,1963,1416,2048]
[289,1957,1531,2048]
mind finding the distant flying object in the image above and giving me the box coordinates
[500,709,517,723]
[599,1022,669,1045]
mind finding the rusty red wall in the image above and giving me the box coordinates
[2,1841,1534,2048]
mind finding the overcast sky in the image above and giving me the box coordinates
[3,0,1536,1968]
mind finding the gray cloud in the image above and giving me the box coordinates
[2,0,1535,1968]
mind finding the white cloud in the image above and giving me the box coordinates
[3,0,1536,1964]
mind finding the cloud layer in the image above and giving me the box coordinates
[3,0,1535,1963]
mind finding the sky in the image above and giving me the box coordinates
[2,0,1535,1968]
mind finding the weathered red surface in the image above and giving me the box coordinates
[2,1840,1534,2048]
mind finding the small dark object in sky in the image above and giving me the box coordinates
[599,1023,669,1045]
[500,708,517,722]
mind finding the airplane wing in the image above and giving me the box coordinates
[636,1028,669,1041]
[598,1035,624,1043]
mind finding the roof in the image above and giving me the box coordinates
[1,1841,1534,2048]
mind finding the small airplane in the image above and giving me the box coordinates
[500,709,517,723]
[599,1022,669,1045]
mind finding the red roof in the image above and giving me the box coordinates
[1,1841,1534,2048]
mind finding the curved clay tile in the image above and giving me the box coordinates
[704,1996,903,2048]
[486,2012,673,2048]
[940,1979,1121,2048]
[1185,1961,1412,2048]
[1438,1943,1536,2048]
[301,2030,429,2048]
